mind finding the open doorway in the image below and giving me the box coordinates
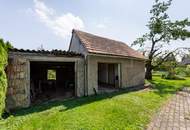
[98,63,120,93]
[30,61,75,104]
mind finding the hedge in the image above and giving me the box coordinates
[0,39,11,119]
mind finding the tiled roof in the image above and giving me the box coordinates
[9,48,83,57]
[73,30,145,59]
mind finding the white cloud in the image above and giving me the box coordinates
[33,0,84,38]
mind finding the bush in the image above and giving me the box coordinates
[0,66,7,118]
[175,67,186,77]
[0,39,12,119]
[175,66,190,77]
[185,65,190,77]
[161,72,185,80]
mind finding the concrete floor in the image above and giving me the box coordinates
[98,84,119,94]
[32,87,74,104]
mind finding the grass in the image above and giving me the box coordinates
[1,76,190,130]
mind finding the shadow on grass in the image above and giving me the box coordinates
[148,79,186,97]
[10,78,188,118]
[12,87,143,117]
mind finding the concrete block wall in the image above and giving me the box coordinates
[75,59,85,97]
[86,55,145,95]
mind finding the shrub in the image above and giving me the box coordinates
[185,65,190,77]
[175,66,190,77]
[175,67,186,77]
[0,39,12,119]
[161,72,185,80]
[0,66,7,118]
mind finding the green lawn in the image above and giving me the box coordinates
[1,76,190,130]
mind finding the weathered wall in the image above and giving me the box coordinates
[75,59,85,97]
[6,56,30,109]
[69,33,88,56]
[6,52,85,109]
[87,55,145,95]
[6,50,145,108]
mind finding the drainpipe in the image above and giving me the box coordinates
[84,55,88,96]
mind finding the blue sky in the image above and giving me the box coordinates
[0,0,190,50]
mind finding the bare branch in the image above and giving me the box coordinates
[153,47,190,68]
[154,34,165,43]
[153,51,162,58]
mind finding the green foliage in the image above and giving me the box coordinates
[175,65,190,77]
[132,0,190,79]
[153,53,177,71]
[164,61,176,76]
[161,72,185,80]
[0,39,12,119]
[175,67,186,76]
[158,64,190,79]
[186,65,190,76]
[47,70,56,80]
[155,55,180,80]
[1,76,190,130]
[133,0,190,47]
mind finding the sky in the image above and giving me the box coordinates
[0,0,190,51]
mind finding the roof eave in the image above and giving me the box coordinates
[88,52,147,61]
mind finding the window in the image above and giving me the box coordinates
[47,69,56,80]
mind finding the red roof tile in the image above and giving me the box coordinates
[73,30,145,59]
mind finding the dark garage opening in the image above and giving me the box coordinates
[98,63,120,93]
[30,61,75,104]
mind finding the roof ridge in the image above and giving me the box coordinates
[72,29,145,59]
[73,29,130,47]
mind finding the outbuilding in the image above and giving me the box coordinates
[6,30,145,109]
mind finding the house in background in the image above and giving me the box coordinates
[6,30,146,110]
[181,55,190,65]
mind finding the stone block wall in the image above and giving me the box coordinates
[6,56,30,110]
[6,53,85,109]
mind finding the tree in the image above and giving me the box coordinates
[154,53,177,71]
[161,54,177,79]
[132,0,190,80]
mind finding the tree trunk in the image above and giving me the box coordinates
[145,61,153,80]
